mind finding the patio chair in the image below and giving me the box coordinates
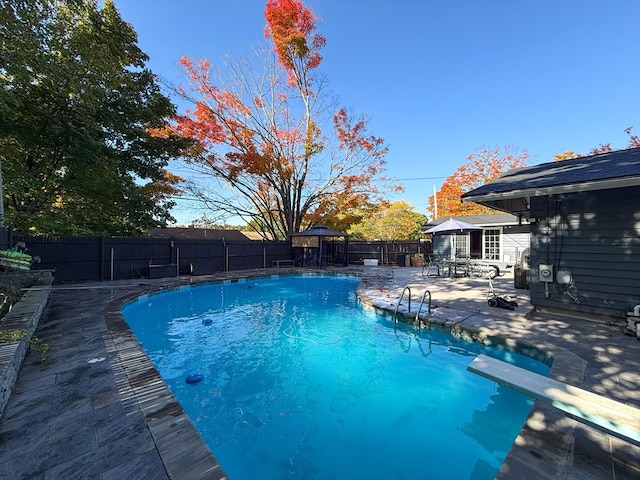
[422,255,447,277]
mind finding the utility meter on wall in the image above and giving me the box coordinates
[539,264,554,283]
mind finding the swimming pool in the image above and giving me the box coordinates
[122,274,549,479]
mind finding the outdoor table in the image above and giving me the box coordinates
[444,259,471,277]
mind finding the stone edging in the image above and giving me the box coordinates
[22,268,585,480]
[105,292,228,480]
[0,271,54,418]
[102,270,353,479]
[355,272,587,480]
[110,270,581,480]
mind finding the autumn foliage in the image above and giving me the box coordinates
[172,0,391,239]
[428,147,529,218]
[264,0,325,86]
[554,127,640,161]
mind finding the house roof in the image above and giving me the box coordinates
[423,213,524,230]
[149,227,250,241]
[241,231,275,241]
[461,147,640,218]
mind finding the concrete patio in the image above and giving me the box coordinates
[0,266,638,479]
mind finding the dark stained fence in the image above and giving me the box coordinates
[13,235,295,283]
[225,241,291,271]
[263,241,293,268]
[23,236,104,282]
[174,239,225,276]
[348,241,384,264]
[112,238,172,280]
[13,236,176,282]
[0,228,10,250]
[11,234,429,283]
[347,240,431,266]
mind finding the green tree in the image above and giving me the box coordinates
[348,201,426,240]
[0,0,190,236]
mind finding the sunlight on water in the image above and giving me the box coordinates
[123,274,548,480]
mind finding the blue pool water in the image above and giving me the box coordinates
[122,274,549,480]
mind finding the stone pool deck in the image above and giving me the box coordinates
[0,266,638,479]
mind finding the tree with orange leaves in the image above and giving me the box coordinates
[554,127,640,160]
[173,0,392,239]
[427,146,529,219]
[553,150,580,161]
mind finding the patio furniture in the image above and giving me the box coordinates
[422,255,447,277]
[468,260,501,278]
[272,259,295,268]
[445,258,472,277]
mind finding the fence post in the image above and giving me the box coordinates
[0,227,9,250]
[99,236,105,281]
[110,247,114,281]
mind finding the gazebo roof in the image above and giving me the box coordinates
[290,224,348,237]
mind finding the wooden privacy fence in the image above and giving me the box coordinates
[0,228,9,251]
[347,240,430,267]
[11,235,292,283]
[5,233,430,283]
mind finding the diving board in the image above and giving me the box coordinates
[467,354,640,445]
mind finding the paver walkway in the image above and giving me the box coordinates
[0,283,176,479]
[0,267,639,479]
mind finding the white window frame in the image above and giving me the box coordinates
[483,228,501,261]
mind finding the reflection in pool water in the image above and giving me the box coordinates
[122,274,549,480]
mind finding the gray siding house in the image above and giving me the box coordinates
[423,213,529,266]
[461,147,640,320]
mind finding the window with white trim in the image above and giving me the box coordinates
[483,229,500,260]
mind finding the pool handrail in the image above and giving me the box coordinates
[393,286,412,325]
[414,290,432,330]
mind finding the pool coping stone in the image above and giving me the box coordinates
[1,266,638,479]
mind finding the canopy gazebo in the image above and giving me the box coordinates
[290,224,349,267]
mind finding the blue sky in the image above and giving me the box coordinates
[114,0,640,224]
